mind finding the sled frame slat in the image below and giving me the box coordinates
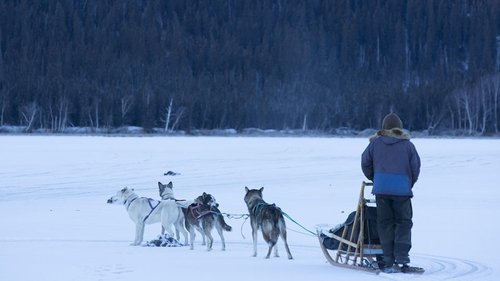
[318,181,381,274]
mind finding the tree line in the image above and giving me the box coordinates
[0,0,499,134]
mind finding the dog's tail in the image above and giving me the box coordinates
[273,209,284,238]
[214,208,232,232]
[278,213,287,237]
[261,207,282,244]
[175,200,193,208]
[220,216,232,232]
[181,207,191,231]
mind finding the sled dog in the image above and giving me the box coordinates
[158,181,178,201]
[158,182,189,240]
[155,181,189,244]
[244,187,293,259]
[158,181,193,242]
[184,192,232,251]
[107,186,188,246]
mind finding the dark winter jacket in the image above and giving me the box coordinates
[361,129,421,197]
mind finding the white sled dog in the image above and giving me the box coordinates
[107,186,188,246]
[157,181,191,241]
[183,192,232,251]
[244,187,293,259]
[156,181,190,244]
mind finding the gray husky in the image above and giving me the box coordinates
[184,192,232,251]
[244,187,293,259]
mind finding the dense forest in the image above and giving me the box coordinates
[0,0,499,134]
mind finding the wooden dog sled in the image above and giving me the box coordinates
[317,181,383,274]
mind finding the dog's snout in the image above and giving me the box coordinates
[107,198,113,204]
[215,203,219,208]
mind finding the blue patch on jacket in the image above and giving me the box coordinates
[373,172,412,196]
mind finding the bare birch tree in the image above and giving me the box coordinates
[120,95,134,125]
[163,98,173,132]
[488,74,500,133]
[161,98,185,133]
[20,102,39,132]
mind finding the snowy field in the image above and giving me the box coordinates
[0,135,498,281]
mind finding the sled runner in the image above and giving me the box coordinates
[317,181,424,274]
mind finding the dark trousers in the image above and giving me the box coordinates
[376,195,413,266]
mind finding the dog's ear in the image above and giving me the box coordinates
[245,186,249,192]
[167,181,173,188]
[158,182,163,187]
[259,187,264,193]
[203,192,207,196]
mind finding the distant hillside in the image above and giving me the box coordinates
[0,0,499,134]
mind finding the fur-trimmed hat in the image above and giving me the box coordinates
[382,113,403,130]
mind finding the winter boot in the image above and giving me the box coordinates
[381,264,402,273]
[400,264,425,274]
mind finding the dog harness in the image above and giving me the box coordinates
[143,198,161,223]
[124,195,161,223]
[251,202,277,218]
[189,202,214,220]
[124,195,139,210]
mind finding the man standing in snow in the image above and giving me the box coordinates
[361,113,421,273]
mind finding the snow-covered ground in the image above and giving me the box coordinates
[0,135,497,281]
